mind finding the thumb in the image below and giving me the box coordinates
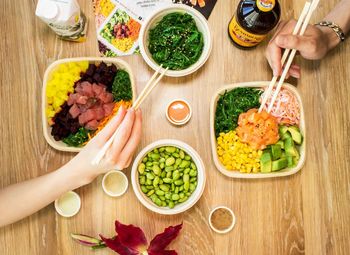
[276,34,311,53]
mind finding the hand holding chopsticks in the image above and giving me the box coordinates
[260,0,320,113]
[91,66,168,166]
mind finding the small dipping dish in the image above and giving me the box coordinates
[166,99,192,126]
[209,206,235,234]
[54,191,81,217]
[102,170,129,197]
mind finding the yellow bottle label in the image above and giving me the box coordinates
[256,0,275,12]
[228,16,266,47]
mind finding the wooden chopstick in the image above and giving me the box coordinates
[259,1,311,113]
[132,65,163,109]
[91,67,168,166]
[267,0,319,113]
[133,67,168,110]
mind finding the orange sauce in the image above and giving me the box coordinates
[167,100,190,123]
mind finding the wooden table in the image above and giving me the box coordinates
[1,0,349,254]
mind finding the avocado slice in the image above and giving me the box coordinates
[279,125,289,136]
[293,157,299,166]
[284,137,297,156]
[286,156,294,167]
[260,151,272,173]
[276,140,284,149]
[272,158,288,171]
[281,132,292,141]
[288,126,303,145]
[271,144,282,160]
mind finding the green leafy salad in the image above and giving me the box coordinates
[148,12,204,70]
[214,88,262,137]
[112,70,132,102]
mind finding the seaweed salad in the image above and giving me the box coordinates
[148,12,204,70]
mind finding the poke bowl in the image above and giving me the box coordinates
[210,81,306,179]
[131,139,206,215]
[42,57,136,152]
[139,4,212,77]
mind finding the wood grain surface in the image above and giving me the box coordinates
[0,0,349,254]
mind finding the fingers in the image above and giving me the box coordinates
[93,105,127,143]
[104,108,136,165]
[275,34,310,52]
[266,42,282,76]
[115,109,143,168]
[266,20,297,76]
[289,64,301,78]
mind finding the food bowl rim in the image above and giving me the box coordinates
[131,139,206,215]
[139,4,212,77]
[42,57,136,152]
[210,81,306,179]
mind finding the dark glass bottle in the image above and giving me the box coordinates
[228,0,281,49]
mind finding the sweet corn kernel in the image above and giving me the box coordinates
[216,130,262,173]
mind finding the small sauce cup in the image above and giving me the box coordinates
[102,170,129,197]
[209,206,236,234]
[166,99,192,126]
[54,191,81,217]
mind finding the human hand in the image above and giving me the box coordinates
[266,19,338,78]
[67,106,142,184]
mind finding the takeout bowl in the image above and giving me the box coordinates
[42,57,136,152]
[210,81,306,179]
[139,4,212,77]
[131,139,206,215]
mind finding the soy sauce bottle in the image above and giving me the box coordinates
[228,0,281,49]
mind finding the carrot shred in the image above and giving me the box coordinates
[84,100,132,144]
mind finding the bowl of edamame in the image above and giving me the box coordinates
[131,139,206,215]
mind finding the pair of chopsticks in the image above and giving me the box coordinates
[259,0,320,113]
[91,66,168,166]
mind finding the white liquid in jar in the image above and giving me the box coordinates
[104,172,127,195]
[56,192,80,216]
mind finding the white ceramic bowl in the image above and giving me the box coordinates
[41,57,136,152]
[131,139,206,215]
[139,5,212,77]
[210,81,306,179]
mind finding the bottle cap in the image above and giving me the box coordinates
[256,0,275,12]
[36,0,59,21]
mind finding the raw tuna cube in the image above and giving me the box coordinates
[79,109,96,125]
[103,103,115,117]
[98,83,107,90]
[99,92,114,103]
[81,83,93,97]
[92,83,104,96]
[76,95,88,105]
[93,107,106,121]
[69,104,80,119]
[75,82,85,94]
[85,120,99,130]
[67,93,79,106]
